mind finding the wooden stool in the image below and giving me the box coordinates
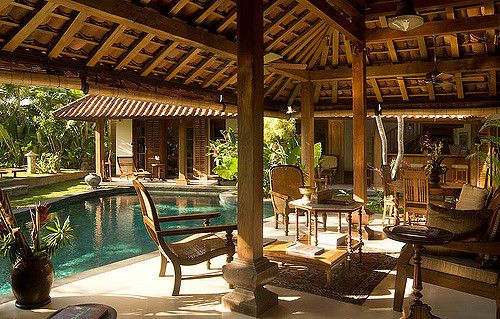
[451,164,468,184]
[382,195,399,225]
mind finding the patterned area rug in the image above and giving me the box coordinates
[268,252,397,305]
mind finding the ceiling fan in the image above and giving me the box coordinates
[423,35,454,84]
[263,53,307,74]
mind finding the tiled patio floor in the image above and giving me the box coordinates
[0,215,496,319]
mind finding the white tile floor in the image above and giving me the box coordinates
[0,215,496,319]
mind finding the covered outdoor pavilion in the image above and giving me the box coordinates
[0,0,498,317]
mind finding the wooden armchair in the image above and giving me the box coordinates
[401,169,429,224]
[269,165,304,236]
[117,157,152,180]
[132,180,236,295]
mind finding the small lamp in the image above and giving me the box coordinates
[387,0,424,32]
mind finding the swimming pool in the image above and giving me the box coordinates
[0,191,273,296]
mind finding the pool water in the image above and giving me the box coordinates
[0,191,273,295]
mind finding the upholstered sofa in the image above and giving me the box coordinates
[393,186,500,318]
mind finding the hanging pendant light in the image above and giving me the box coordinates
[387,0,424,32]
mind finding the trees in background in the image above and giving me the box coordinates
[0,84,92,170]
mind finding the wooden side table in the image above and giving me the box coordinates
[384,225,453,319]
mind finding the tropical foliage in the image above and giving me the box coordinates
[424,141,447,175]
[0,190,75,264]
[469,116,500,185]
[208,118,323,192]
[0,84,91,169]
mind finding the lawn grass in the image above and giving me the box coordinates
[10,179,90,208]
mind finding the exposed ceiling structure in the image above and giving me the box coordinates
[0,0,498,113]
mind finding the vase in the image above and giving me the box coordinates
[10,255,54,309]
[428,172,441,185]
[84,172,102,189]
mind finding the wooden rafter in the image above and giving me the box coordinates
[194,0,224,25]
[0,0,14,13]
[184,55,217,84]
[370,78,383,102]
[344,36,352,65]
[489,70,497,97]
[3,1,58,52]
[331,29,339,66]
[273,78,292,100]
[297,56,500,81]
[445,8,460,58]
[56,0,237,59]
[386,39,398,63]
[165,48,201,81]
[87,24,126,67]
[365,14,500,42]
[298,0,362,41]
[365,0,487,18]
[216,8,236,33]
[320,29,330,66]
[397,77,409,101]
[288,84,300,105]
[267,11,311,51]
[49,11,87,58]
[218,73,236,91]
[264,2,299,38]
[455,72,464,99]
[169,0,190,15]
[484,0,496,54]
[301,30,326,65]
[417,37,428,60]
[281,22,325,59]
[427,82,436,100]
[115,33,154,70]
[202,60,235,88]
[327,0,363,21]
[141,41,179,76]
[331,80,338,104]
[265,76,284,96]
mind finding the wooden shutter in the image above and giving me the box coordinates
[193,118,208,177]
[145,120,161,172]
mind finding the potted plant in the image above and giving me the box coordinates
[425,141,447,184]
[0,190,75,309]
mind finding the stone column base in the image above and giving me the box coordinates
[222,257,278,317]
[175,179,190,185]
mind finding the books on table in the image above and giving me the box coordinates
[286,242,324,256]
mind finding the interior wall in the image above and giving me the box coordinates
[115,119,133,175]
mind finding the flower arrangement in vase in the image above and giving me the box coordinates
[0,189,75,309]
[424,141,447,184]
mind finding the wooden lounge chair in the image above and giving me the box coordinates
[269,165,304,236]
[132,180,236,295]
[117,156,152,179]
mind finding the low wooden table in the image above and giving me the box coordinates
[288,199,364,261]
[263,240,348,287]
[384,225,453,319]
[428,182,463,198]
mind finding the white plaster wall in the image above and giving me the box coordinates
[115,119,133,175]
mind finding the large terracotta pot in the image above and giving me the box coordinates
[11,255,54,309]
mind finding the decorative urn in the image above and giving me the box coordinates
[84,173,102,189]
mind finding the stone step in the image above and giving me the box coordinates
[1,184,29,197]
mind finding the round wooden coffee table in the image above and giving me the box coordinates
[384,225,453,319]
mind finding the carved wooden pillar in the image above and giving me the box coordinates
[222,0,278,316]
[95,119,105,177]
[176,119,189,184]
[352,42,367,202]
[301,81,315,187]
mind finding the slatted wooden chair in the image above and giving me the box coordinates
[132,180,236,295]
[269,165,304,236]
[117,156,152,179]
[401,169,429,224]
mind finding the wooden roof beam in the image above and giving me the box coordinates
[141,41,179,76]
[445,8,460,58]
[3,1,58,52]
[218,73,236,91]
[365,0,486,18]
[0,1,14,13]
[169,0,190,15]
[397,77,409,101]
[194,0,224,25]
[115,33,154,70]
[165,48,201,81]
[87,24,126,67]
[370,78,383,102]
[331,80,338,104]
[202,60,235,88]
[184,55,217,84]
[427,82,435,100]
[489,70,497,97]
[298,0,363,41]
[288,56,500,81]
[49,12,87,58]
[326,0,363,21]
[365,14,500,42]
[484,0,496,54]
[56,0,237,59]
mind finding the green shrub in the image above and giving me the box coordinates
[36,153,61,173]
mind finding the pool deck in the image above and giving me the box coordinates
[0,213,496,319]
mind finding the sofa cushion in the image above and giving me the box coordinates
[427,204,492,241]
[456,184,489,210]
[414,254,499,285]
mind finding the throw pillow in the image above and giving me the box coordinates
[427,204,492,241]
[455,184,489,210]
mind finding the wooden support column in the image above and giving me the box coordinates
[352,42,367,202]
[95,119,105,177]
[176,119,189,185]
[222,0,278,317]
[301,81,315,187]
